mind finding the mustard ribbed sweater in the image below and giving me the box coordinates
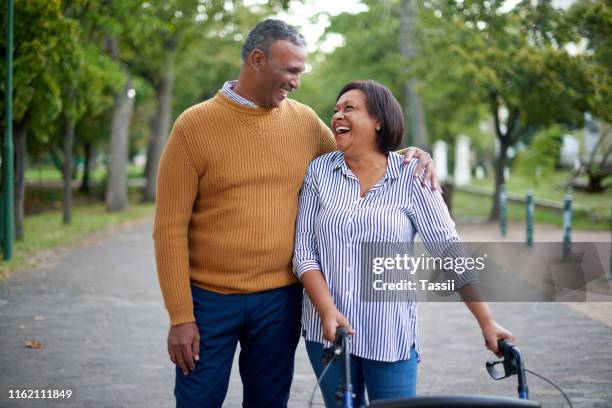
[153,92,336,325]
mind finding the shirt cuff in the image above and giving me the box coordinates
[294,259,322,279]
[454,270,479,289]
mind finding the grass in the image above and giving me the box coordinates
[0,188,154,279]
[452,190,611,231]
[456,168,611,229]
[468,169,611,210]
[26,164,145,184]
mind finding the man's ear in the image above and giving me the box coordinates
[248,49,266,72]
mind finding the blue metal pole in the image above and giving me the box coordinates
[562,189,572,259]
[526,189,533,247]
[500,184,507,237]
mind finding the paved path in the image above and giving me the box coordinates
[0,219,610,408]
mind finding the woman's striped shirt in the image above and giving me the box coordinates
[293,151,477,362]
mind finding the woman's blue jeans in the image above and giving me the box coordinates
[306,340,418,408]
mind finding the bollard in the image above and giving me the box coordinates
[500,184,507,237]
[526,189,534,247]
[562,189,572,259]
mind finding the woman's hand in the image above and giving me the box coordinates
[481,320,515,357]
[320,306,356,342]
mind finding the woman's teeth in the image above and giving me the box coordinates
[335,126,351,134]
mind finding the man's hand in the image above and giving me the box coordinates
[400,147,441,191]
[168,322,200,375]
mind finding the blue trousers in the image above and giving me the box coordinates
[306,341,418,408]
[175,284,302,408]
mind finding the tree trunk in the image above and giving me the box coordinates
[488,96,520,221]
[79,141,95,193]
[13,114,29,240]
[490,138,509,220]
[400,0,428,149]
[106,76,134,212]
[586,172,604,192]
[143,56,175,202]
[63,119,75,224]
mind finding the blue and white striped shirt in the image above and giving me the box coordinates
[293,151,477,362]
[220,80,258,108]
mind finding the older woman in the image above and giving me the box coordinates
[293,80,513,407]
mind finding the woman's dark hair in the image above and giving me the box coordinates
[336,80,405,153]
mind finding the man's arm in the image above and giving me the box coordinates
[153,120,200,375]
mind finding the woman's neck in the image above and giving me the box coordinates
[344,150,387,174]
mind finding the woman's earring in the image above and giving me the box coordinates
[376,126,381,131]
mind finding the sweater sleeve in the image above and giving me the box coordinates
[313,113,337,156]
[153,120,200,326]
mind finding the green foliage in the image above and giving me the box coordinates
[173,2,269,116]
[0,0,78,133]
[416,0,593,134]
[568,0,612,122]
[296,0,404,126]
[514,125,564,185]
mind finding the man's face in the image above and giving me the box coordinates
[257,40,307,108]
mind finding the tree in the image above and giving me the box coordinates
[54,1,125,221]
[296,0,405,127]
[99,0,145,211]
[0,0,79,238]
[414,0,594,219]
[400,0,429,148]
[567,0,612,192]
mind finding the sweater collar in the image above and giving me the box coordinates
[215,91,285,116]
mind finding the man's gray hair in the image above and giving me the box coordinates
[241,19,306,63]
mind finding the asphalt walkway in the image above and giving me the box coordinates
[0,219,610,408]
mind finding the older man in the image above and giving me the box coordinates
[153,19,438,408]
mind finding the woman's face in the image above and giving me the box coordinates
[331,89,380,155]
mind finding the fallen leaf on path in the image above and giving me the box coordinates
[25,339,44,349]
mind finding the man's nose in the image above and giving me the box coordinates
[289,75,300,90]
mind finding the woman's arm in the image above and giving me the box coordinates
[459,284,515,356]
[407,163,514,355]
[293,165,354,342]
[300,270,355,342]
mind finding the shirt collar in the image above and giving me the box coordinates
[332,151,402,180]
[220,80,258,108]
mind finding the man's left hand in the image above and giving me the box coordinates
[400,147,440,191]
